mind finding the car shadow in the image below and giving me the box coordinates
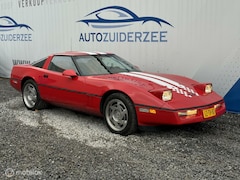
[137,120,219,137]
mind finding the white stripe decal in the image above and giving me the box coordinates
[121,72,175,89]
[131,72,199,96]
[179,89,184,94]
[121,72,199,97]
[133,72,181,87]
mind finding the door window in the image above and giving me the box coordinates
[48,56,78,73]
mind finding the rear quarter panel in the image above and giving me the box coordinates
[10,55,53,91]
[10,65,49,92]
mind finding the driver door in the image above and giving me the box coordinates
[39,55,88,110]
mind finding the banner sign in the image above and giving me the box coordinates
[1,0,240,112]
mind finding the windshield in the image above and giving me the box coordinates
[73,54,140,76]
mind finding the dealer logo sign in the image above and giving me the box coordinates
[0,16,33,42]
[77,6,173,43]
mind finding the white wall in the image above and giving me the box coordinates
[0,0,240,97]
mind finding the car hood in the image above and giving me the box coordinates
[90,71,224,109]
[100,71,200,96]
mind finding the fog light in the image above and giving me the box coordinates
[178,109,197,116]
[214,104,221,109]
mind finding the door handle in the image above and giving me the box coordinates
[43,74,48,78]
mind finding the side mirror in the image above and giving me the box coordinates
[62,69,78,79]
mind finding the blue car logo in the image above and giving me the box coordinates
[77,6,173,28]
[0,16,33,31]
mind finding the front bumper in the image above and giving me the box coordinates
[136,100,226,126]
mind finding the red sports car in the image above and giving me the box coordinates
[10,51,226,135]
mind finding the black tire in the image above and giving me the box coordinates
[103,93,138,135]
[22,79,48,110]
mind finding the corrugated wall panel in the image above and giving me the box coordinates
[0,0,240,111]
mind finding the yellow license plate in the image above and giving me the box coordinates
[203,108,216,118]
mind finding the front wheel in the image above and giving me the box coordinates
[22,79,48,110]
[103,93,137,136]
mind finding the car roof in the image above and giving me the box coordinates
[53,51,113,56]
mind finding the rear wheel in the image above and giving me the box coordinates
[22,79,48,110]
[103,93,137,135]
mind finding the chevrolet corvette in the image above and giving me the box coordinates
[10,51,226,135]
